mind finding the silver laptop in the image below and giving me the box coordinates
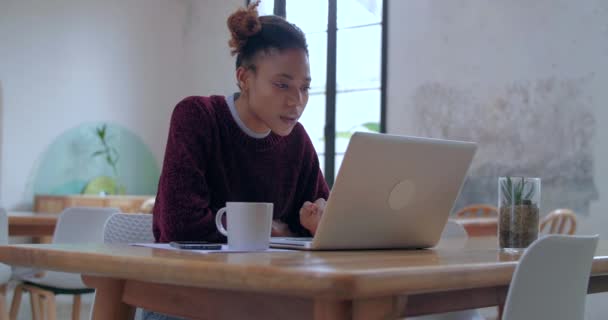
[270,132,477,250]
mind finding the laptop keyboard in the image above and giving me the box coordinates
[275,237,313,242]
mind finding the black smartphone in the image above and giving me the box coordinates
[169,241,222,250]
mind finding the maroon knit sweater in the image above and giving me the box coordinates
[153,95,329,243]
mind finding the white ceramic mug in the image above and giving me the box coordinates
[214,202,273,251]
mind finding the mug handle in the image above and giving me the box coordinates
[215,207,228,236]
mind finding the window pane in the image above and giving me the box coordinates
[337,0,382,29]
[318,154,326,176]
[256,0,274,16]
[299,93,326,155]
[287,0,328,34]
[336,25,381,91]
[307,32,327,93]
[335,90,381,154]
[334,153,345,179]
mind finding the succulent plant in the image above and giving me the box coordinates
[501,176,535,206]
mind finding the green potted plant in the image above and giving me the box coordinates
[84,124,126,195]
[498,176,541,252]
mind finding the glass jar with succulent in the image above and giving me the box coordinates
[498,176,541,252]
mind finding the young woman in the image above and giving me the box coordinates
[153,1,327,247]
[146,2,328,318]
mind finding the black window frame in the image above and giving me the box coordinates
[246,0,388,187]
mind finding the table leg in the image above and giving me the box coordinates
[313,296,407,320]
[82,276,134,320]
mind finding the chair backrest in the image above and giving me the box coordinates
[31,207,118,289]
[0,208,8,245]
[101,212,154,320]
[454,204,498,218]
[540,209,577,235]
[52,207,119,244]
[103,213,154,244]
[502,235,598,320]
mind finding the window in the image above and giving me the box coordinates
[251,0,387,186]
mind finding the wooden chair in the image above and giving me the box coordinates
[540,209,577,235]
[454,204,498,218]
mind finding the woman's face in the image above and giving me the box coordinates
[240,48,310,136]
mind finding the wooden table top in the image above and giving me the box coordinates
[1,237,607,299]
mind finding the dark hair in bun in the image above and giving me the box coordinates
[227,0,308,70]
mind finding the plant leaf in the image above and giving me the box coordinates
[99,125,107,140]
[524,186,535,200]
[501,184,512,203]
[361,122,380,132]
[111,148,120,165]
[513,181,520,204]
[336,131,353,139]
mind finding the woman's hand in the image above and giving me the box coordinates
[299,198,327,235]
[271,220,295,237]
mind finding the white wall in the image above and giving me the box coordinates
[0,80,4,204]
[387,1,608,318]
[0,0,242,209]
[387,0,608,232]
[185,0,243,95]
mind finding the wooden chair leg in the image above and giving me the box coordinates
[0,284,9,320]
[72,295,81,320]
[39,294,46,320]
[8,284,22,320]
[30,290,40,320]
[43,292,56,320]
[23,285,54,320]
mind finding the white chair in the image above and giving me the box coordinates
[411,221,485,320]
[0,209,12,320]
[103,213,154,244]
[502,234,598,320]
[10,207,118,320]
[103,213,154,320]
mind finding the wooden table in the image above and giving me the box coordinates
[35,194,153,214]
[0,237,607,319]
[8,212,58,237]
[453,217,498,237]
